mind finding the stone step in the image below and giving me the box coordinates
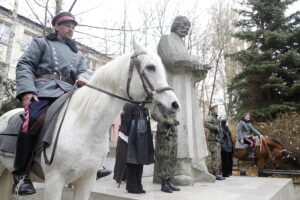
[18,176,295,200]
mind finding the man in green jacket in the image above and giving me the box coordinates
[204,104,225,180]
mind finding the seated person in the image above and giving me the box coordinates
[236,113,261,159]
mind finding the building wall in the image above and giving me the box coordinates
[0,7,108,83]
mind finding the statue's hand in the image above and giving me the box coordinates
[174,60,194,70]
[192,68,208,80]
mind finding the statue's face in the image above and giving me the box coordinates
[175,20,191,37]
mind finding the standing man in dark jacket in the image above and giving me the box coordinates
[13,12,90,196]
[220,119,233,177]
[204,104,225,180]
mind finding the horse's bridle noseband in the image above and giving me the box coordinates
[126,54,173,103]
[85,53,173,104]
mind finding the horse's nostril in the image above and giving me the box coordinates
[283,151,289,156]
[172,101,179,110]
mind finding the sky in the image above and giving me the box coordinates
[1,0,299,54]
[0,0,213,54]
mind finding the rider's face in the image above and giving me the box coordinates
[55,21,75,41]
[244,114,250,121]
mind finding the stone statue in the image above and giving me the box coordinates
[156,16,215,185]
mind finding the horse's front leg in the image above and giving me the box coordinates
[257,158,266,177]
[44,172,66,200]
[73,173,96,200]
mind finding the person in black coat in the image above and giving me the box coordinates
[220,119,233,177]
[113,111,128,183]
[113,102,154,194]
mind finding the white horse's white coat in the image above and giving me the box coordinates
[0,43,179,200]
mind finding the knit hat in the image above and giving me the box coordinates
[52,12,78,26]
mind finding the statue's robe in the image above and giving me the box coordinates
[157,32,213,184]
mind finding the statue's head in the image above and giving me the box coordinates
[171,16,191,37]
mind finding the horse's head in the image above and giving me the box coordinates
[266,138,290,164]
[272,148,290,164]
[123,40,180,123]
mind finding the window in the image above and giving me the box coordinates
[86,58,97,71]
[0,22,11,44]
[21,32,34,51]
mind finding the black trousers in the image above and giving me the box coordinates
[22,98,56,132]
[126,163,143,192]
[221,151,233,176]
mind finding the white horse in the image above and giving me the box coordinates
[0,42,180,200]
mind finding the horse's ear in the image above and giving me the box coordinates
[132,37,145,55]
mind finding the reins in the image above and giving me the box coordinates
[84,83,151,104]
[260,136,274,161]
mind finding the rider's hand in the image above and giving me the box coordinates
[76,76,88,87]
[21,93,38,108]
[240,139,244,144]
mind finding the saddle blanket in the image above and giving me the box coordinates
[235,136,260,149]
[0,92,72,157]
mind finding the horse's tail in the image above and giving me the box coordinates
[0,169,13,200]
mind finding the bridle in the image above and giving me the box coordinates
[85,53,173,105]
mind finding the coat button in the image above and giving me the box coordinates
[55,67,58,70]
[53,72,57,75]
[55,62,58,64]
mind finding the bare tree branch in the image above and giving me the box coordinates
[68,0,78,12]
[74,1,104,16]
[25,0,44,26]
[55,0,63,14]
[43,0,50,36]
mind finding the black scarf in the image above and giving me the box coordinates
[46,33,78,53]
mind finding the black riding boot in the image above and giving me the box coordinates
[167,178,180,191]
[161,179,173,193]
[12,131,38,196]
[247,146,255,159]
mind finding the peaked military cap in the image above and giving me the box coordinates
[52,11,78,26]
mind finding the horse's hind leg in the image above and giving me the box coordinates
[44,173,65,200]
[0,169,13,200]
[73,175,95,200]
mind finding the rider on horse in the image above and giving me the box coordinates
[12,12,112,196]
[236,113,261,159]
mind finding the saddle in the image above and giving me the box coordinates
[235,136,260,150]
[0,92,71,157]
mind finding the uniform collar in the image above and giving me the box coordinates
[46,33,78,53]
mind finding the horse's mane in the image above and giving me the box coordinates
[267,137,284,147]
[70,50,166,118]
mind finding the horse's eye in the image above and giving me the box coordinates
[146,64,156,72]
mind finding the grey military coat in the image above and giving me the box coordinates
[16,37,88,99]
[236,120,261,141]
